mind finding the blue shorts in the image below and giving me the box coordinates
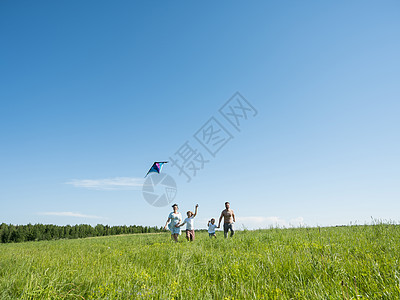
[209,232,215,237]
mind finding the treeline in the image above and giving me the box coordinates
[0,223,164,244]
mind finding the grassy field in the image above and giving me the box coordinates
[1,224,399,299]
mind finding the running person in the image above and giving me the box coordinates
[164,203,182,242]
[177,204,198,241]
[218,202,236,238]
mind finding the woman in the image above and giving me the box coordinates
[164,203,182,242]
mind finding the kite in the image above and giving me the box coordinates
[145,161,168,177]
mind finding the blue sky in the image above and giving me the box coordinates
[1,1,399,230]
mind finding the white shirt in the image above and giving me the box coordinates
[168,212,182,228]
[183,217,194,230]
[208,223,217,233]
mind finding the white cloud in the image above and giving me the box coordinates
[236,216,305,229]
[187,216,305,230]
[66,177,145,190]
[289,216,305,226]
[39,212,106,219]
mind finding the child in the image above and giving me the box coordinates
[208,218,219,238]
[177,204,198,241]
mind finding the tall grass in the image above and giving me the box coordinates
[1,223,399,299]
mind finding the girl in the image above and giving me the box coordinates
[177,204,198,241]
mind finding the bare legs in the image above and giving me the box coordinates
[171,233,179,242]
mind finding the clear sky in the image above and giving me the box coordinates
[1,1,399,230]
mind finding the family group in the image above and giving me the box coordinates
[163,202,236,242]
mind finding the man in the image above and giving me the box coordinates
[218,202,236,238]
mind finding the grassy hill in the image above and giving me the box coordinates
[1,224,399,299]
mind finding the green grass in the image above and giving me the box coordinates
[1,224,400,299]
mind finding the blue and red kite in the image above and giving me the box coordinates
[145,161,168,177]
